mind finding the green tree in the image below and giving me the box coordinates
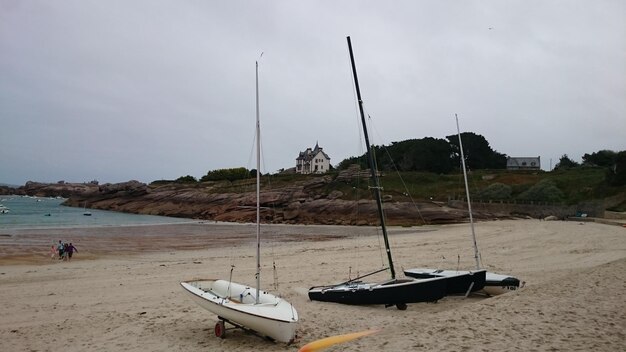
[606,151,626,186]
[336,132,505,173]
[336,156,367,171]
[446,132,507,170]
[554,154,579,170]
[200,167,250,182]
[361,138,455,173]
[582,150,617,168]
[175,175,197,183]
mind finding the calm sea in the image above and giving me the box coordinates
[0,195,192,230]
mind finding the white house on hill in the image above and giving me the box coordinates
[296,143,331,174]
[507,156,541,170]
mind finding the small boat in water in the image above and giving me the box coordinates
[83,202,92,216]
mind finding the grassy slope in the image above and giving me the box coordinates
[152,168,626,208]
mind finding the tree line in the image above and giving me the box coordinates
[335,132,506,174]
[555,150,626,186]
[163,132,624,188]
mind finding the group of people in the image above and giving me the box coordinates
[51,240,77,261]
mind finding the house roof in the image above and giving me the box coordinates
[507,156,540,168]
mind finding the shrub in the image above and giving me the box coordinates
[175,175,197,183]
[477,183,512,200]
[518,179,564,202]
[200,167,250,182]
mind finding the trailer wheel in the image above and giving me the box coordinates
[396,303,407,310]
[214,320,226,338]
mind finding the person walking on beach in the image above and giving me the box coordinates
[62,243,69,261]
[57,240,64,260]
[49,245,56,259]
[66,243,77,261]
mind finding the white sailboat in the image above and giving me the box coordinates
[180,59,298,343]
[83,202,92,216]
[404,114,522,296]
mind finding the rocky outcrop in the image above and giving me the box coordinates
[19,181,99,198]
[6,178,510,225]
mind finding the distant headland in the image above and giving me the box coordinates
[2,166,625,226]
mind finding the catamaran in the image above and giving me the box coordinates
[404,114,521,296]
[180,59,298,343]
[308,36,448,310]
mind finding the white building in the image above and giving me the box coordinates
[296,142,331,174]
[507,156,541,170]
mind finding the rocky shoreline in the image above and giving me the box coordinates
[2,176,602,226]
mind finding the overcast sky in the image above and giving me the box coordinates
[1,0,624,185]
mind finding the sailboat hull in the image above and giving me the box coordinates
[308,276,447,306]
[404,269,521,296]
[483,272,522,295]
[180,279,298,343]
[403,268,487,295]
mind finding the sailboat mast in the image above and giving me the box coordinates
[255,60,261,303]
[455,114,480,270]
[347,36,396,279]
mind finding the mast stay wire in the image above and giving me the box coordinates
[367,119,428,226]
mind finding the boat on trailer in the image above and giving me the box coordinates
[180,58,298,343]
[308,36,448,310]
[180,280,297,342]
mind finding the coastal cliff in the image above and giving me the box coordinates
[9,177,496,226]
[11,166,620,225]
[63,179,484,225]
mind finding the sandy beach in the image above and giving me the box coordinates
[1,219,625,351]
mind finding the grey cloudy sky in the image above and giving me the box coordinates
[1,0,624,185]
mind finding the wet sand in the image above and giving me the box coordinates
[0,219,625,351]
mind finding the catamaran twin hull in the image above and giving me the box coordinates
[308,276,447,306]
[180,279,298,343]
[483,272,522,295]
[403,268,520,296]
[403,269,487,295]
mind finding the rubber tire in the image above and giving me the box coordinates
[214,320,226,338]
[396,303,408,310]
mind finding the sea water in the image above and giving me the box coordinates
[0,195,192,230]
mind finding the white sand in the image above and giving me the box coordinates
[1,219,625,351]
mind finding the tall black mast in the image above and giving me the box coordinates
[346,36,396,279]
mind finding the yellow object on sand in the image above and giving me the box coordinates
[298,329,381,352]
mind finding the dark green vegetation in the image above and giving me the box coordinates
[150,135,625,209]
[336,133,505,174]
[369,168,624,206]
[151,167,625,208]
